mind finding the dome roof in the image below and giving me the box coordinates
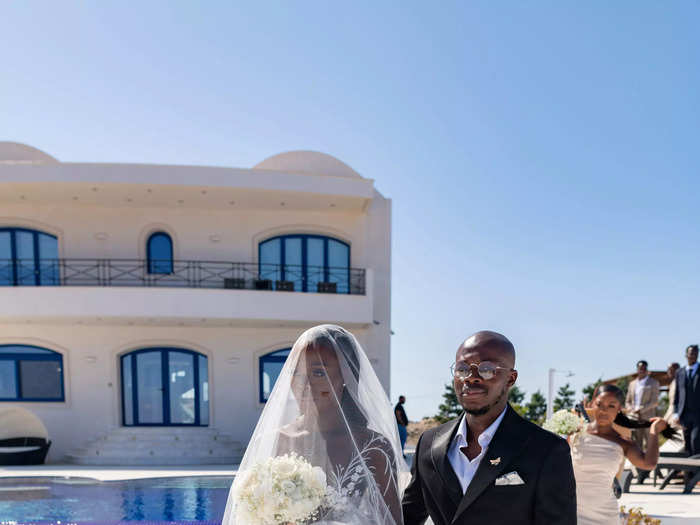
[0,406,49,440]
[0,142,58,164]
[253,151,362,179]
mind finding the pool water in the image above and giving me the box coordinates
[0,476,233,524]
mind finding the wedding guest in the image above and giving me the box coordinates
[672,345,700,455]
[664,362,680,424]
[395,395,408,457]
[624,360,659,484]
[624,360,659,457]
[574,385,668,524]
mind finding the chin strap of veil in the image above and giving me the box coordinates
[223,324,409,525]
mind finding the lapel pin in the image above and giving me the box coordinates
[490,457,501,466]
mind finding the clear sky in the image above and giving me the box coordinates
[2,2,699,418]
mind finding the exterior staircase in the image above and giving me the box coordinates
[65,426,243,465]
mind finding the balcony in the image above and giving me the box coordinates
[0,259,372,327]
[0,258,365,294]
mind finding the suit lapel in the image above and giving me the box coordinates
[452,406,532,522]
[430,415,463,507]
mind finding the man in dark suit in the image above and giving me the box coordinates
[402,331,576,525]
[672,344,700,455]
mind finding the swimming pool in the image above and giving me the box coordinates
[0,476,232,524]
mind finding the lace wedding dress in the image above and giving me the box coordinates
[315,431,400,524]
[571,431,624,525]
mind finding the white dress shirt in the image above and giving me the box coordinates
[447,406,507,494]
[634,375,650,410]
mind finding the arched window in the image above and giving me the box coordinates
[0,228,59,286]
[0,345,64,401]
[147,232,173,274]
[259,348,291,402]
[120,348,209,426]
[258,235,350,293]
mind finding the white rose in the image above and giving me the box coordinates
[312,466,326,487]
[273,455,298,477]
[281,479,297,495]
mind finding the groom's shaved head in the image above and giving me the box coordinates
[457,330,516,367]
[454,331,517,418]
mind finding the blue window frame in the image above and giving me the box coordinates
[259,348,291,402]
[258,235,350,293]
[0,345,65,401]
[120,348,208,426]
[0,228,59,286]
[147,232,173,274]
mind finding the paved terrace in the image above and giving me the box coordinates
[621,483,700,524]
[2,460,700,523]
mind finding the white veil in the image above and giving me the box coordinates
[223,324,409,525]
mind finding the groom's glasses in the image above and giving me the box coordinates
[450,362,514,381]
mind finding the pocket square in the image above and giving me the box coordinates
[495,471,525,486]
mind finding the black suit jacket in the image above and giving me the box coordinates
[674,366,700,427]
[402,405,576,525]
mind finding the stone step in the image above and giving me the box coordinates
[78,444,240,455]
[93,434,238,444]
[65,426,244,466]
[68,440,242,453]
[95,428,230,436]
[65,454,240,466]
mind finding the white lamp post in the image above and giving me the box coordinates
[547,368,574,421]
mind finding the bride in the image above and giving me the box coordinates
[571,384,669,525]
[222,324,409,525]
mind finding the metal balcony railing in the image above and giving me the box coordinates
[0,258,366,295]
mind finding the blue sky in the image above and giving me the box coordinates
[2,2,699,418]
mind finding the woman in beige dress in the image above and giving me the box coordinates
[571,384,668,525]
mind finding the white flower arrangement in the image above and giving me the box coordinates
[543,409,583,436]
[233,452,330,525]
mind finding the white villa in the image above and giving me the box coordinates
[0,142,391,465]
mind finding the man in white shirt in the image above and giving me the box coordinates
[447,401,507,493]
[402,331,576,525]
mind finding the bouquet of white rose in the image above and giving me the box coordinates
[543,409,583,436]
[233,452,330,525]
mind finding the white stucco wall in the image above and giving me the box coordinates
[0,203,369,264]
[0,322,379,462]
[0,148,392,463]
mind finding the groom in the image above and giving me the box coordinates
[402,331,576,525]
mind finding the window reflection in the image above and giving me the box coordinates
[147,232,173,274]
[258,235,350,293]
[259,348,291,402]
[0,228,58,286]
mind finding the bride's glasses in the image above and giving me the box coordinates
[450,362,514,381]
